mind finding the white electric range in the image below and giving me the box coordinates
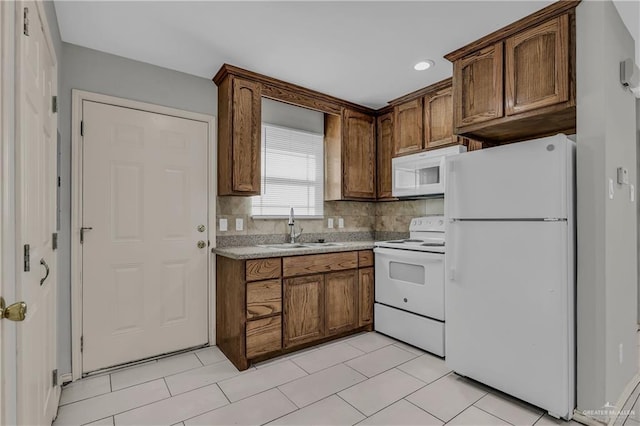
[374,216,446,356]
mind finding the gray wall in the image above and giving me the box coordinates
[577,0,638,415]
[262,98,324,134]
[57,43,218,375]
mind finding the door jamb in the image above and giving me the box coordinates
[70,90,216,381]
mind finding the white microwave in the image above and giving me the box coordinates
[392,145,467,198]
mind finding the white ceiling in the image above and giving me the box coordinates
[54,1,556,109]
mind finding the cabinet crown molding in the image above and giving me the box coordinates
[444,0,580,62]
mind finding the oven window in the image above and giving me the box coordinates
[389,262,425,285]
[417,166,440,185]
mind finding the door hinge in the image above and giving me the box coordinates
[57,176,61,187]
[52,233,58,250]
[52,369,58,386]
[80,121,84,137]
[23,244,30,272]
[80,336,84,352]
[52,96,58,113]
[23,7,29,36]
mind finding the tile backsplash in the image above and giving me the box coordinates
[216,196,444,247]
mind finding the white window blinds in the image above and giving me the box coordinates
[251,124,324,218]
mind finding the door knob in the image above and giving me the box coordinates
[197,240,206,249]
[0,297,27,322]
[197,225,206,232]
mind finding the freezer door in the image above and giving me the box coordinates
[445,220,574,419]
[446,134,573,219]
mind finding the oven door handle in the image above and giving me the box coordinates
[373,247,444,262]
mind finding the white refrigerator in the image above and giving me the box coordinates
[444,134,575,419]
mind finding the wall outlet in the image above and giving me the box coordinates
[219,218,228,232]
[619,343,624,364]
[327,218,334,229]
[235,218,243,231]
[338,217,344,229]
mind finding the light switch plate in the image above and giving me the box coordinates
[327,218,334,229]
[219,218,228,232]
[338,217,344,229]
[235,218,243,231]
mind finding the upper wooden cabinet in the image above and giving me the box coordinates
[388,78,461,158]
[424,86,458,149]
[376,112,394,200]
[446,2,577,143]
[325,109,377,201]
[505,14,569,116]
[217,75,262,195]
[454,43,504,127]
[393,99,423,156]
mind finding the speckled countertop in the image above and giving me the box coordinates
[212,241,376,260]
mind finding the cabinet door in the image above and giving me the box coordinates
[424,86,457,149]
[358,267,374,327]
[325,270,358,335]
[376,112,394,199]
[505,15,569,115]
[343,109,376,199]
[454,43,504,127]
[393,99,423,156]
[284,275,325,347]
[232,77,262,193]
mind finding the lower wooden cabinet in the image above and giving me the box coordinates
[246,316,282,358]
[358,267,375,327]
[325,270,358,336]
[216,250,374,370]
[284,275,325,348]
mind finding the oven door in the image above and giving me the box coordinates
[392,153,445,198]
[374,247,444,320]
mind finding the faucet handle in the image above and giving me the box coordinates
[295,227,304,238]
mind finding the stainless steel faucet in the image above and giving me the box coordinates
[288,208,303,243]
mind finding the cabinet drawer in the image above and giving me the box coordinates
[247,279,282,320]
[246,316,282,358]
[358,250,374,267]
[283,252,358,277]
[246,258,281,281]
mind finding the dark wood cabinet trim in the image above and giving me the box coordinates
[387,77,453,107]
[444,0,581,62]
[214,64,375,116]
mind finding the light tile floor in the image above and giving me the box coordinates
[55,332,584,426]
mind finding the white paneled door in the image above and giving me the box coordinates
[81,101,209,373]
[15,1,59,424]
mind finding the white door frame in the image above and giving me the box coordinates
[71,90,216,381]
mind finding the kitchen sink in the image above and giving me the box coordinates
[257,242,345,250]
[257,243,308,249]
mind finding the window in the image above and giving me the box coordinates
[251,124,324,218]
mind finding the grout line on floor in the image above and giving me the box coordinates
[403,396,447,424]
[473,404,517,426]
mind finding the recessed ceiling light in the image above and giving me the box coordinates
[414,60,435,71]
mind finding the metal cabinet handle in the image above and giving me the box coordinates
[40,258,50,286]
